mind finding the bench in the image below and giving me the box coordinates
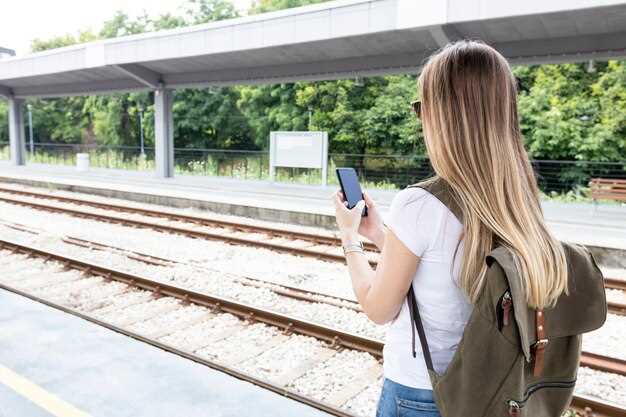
[589,178,626,204]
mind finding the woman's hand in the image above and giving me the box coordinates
[333,190,364,244]
[358,191,386,250]
[333,190,385,249]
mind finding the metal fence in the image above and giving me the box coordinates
[27,143,156,171]
[6,142,626,194]
[174,148,268,180]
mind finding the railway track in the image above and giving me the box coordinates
[0,186,379,263]
[0,238,625,417]
[606,278,626,292]
[4,218,625,341]
[0,238,382,417]
[0,188,624,316]
[0,185,626,288]
[0,220,362,312]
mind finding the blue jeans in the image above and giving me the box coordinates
[376,378,442,417]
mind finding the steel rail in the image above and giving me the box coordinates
[8,194,626,318]
[606,278,626,292]
[0,220,362,312]
[0,186,378,251]
[0,238,624,416]
[55,237,626,376]
[581,352,626,377]
[608,301,626,316]
[0,194,377,266]
[0,238,382,357]
[571,394,626,417]
[56,232,626,376]
[1,221,625,376]
[0,283,358,417]
[62,236,362,312]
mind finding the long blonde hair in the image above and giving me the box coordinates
[418,40,568,309]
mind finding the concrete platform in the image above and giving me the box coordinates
[0,162,624,267]
[0,288,331,417]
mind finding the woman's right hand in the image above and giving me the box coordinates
[357,191,386,251]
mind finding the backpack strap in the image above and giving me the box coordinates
[405,177,462,374]
[407,283,435,372]
[533,309,548,376]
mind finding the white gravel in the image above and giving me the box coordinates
[95,296,181,327]
[606,288,626,304]
[0,224,385,340]
[196,322,284,365]
[27,275,102,300]
[576,366,626,406]
[582,313,626,361]
[2,248,625,416]
[20,271,92,292]
[288,349,381,403]
[0,183,339,237]
[0,199,357,301]
[84,289,153,315]
[159,313,241,349]
[128,303,209,335]
[342,377,383,417]
[237,334,332,383]
[601,267,626,280]
[2,186,625,415]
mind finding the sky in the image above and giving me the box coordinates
[1,0,254,56]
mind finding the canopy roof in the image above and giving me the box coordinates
[1,0,625,98]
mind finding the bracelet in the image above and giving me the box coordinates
[342,241,364,256]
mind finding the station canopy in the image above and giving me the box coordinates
[1,0,625,98]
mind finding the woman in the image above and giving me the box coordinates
[332,40,568,417]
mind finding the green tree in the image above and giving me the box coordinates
[5,0,624,169]
[249,0,329,13]
[515,61,625,161]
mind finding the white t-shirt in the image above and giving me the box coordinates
[382,186,473,389]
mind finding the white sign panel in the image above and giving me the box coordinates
[269,131,328,186]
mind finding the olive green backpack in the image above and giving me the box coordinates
[405,177,607,417]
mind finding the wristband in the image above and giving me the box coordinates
[342,241,364,256]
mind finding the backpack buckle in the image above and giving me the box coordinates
[533,339,549,349]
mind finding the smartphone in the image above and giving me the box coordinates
[336,167,368,216]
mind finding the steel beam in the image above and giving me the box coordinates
[0,84,11,98]
[429,25,463,48]
[0,47,15,56]
[154,88,174,178]
[8,96,26,166]
[113,64,162,89]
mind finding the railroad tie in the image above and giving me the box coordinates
[84,291,152,315]
[116,302,182,328]
[147,312,216,340]
[325,363,383,407]
[223,333,290,366]
[188,321,248,353]
[274,347,338,387]
[23,274,101,292]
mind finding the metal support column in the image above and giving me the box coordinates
[154,88,174,178]
[8,96,26,166]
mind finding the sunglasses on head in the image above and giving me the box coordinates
[410,100,421,119]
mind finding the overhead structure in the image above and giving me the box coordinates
[1,0,625,176]
[0,47,16,58]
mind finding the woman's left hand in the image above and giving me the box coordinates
[333,190,366,242]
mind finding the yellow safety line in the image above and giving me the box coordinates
[0,364,92,417]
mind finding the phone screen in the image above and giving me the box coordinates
[336,168,367,216]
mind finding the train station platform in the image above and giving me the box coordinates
[0,162,624,266]
[0,288,330,417]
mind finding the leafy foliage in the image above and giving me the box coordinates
[0,0,624,167]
